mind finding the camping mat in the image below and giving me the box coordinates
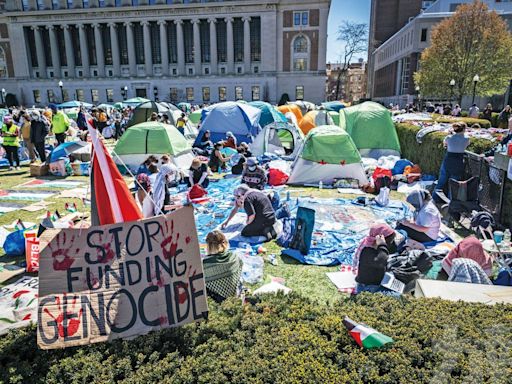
[283,198,411,266]
[0,190,55,201]
[18,179,84,189]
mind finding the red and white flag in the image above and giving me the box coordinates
[87,118,142,225]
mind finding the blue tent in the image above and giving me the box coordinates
[194,102,262,145]
[58,100,93,108]
[322,101,346,112]
[49,141,89,163]
[248,101,287,128]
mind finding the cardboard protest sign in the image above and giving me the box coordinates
[37,206,208,349]
[0,276,39,335]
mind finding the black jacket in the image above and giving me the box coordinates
[356,245,389,285]
[30,120,49,143]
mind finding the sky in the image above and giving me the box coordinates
[326,0,371,64]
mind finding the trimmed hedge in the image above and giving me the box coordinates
[395,122,495,175]
[1,293,511,384]
[430,114,492,128]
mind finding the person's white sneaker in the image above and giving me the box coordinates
[8,166,13,171]
[15,167,21,170]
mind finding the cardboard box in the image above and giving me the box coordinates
[30,163,49,177]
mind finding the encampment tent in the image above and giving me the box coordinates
[248,101,287,128]
[194,101,261,145]
[339,101,401,158]
[126,101,169,128]
[322,101,346,112]
[277,104,303,123]
[288,100,316,115]
[298,110,334,135]
[123,97,150,107]
[328,111,340,126]
[251,122,304,158]
[288,125,368,186]
[113,122,194,173]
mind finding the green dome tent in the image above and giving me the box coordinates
[288,125,368,186]
[113,122,193,173]
[339,101,400,158]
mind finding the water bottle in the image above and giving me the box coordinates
[319,181,323,190]
[504,229,511,246]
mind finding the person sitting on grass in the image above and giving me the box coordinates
[188,157,209,188]
[203,230,243,303]
[397,189,441,243]
[241,157,267,190]
[222,184,277,240]
[208,142,229,173]
[353,224,400,297]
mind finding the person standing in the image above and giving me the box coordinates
[20,112,36,162]
[49,104,70,145]
[482,103,493,123]
[1,115,21,170]
[435,122,470,194]
[29,110,50,163]
[498,105,511,129]
[468,104,480,118]
[176,113,187,135]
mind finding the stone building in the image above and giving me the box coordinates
[1,0,330,106]
[326,59,366,103]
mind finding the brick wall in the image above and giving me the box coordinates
[282,30,318,72]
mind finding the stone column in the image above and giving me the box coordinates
[32,26,47,78]
[243,16,251,73]
[208,18,217,75]
[158,20,169,76]
[63,25,75,78]
[125,22,137,76]
[142,21,153,76]
[225,17,234,74]
[109,23,121,77]
[47,25,62,78]
[78,24,90,77]
[93,23,105,77]
[175,19,185,75]
[192,19,201,75]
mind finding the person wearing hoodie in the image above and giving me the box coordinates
[29,110,50,162]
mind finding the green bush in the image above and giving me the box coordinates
[431,114,491,128]
[395,123,495,175]
[1,293,511,384]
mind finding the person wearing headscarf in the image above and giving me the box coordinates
[241,157,267,190]
[135,173,155,218]
[29,110,50,163]
[442,236,493,277]
[354,224,399,296]
[397,189,441,243]
[1,115,20,170]
[202,230,242,302]
[225,131,237,149]
[448,258,492,285]
[152,163,180,215]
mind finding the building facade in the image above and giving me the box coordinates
[369,0,512,107]
[326,59,366,103]
[367,0,432,99]
[1,0,330,106]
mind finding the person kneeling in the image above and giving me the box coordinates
[203,231,243,303]
[222,184,277,240]
[397,189,441,243]
[354,224,400,297]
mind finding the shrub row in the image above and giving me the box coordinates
[395,122,495,175]
[430,114,492,128]
[1,293,511,384]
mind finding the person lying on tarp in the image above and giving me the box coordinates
[202,230,243,303]
[397,189,441,243]
[221,184,277,240]
[353,224,400,297]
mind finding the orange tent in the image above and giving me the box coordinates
[277,104,303,123]
[298,110,333,135]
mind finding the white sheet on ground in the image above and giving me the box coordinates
[326,270,357,290]
[253,281,292,295]
[397,181,435,194]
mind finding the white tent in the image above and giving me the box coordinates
[251,122,304,158]
[287,125,368,186]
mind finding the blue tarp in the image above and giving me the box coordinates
[195,102,262,145]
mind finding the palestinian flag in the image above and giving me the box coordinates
[343,316,394,349]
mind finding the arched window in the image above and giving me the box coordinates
[0,47,7,78]
[293,36,308,53]
[292,35,309,72]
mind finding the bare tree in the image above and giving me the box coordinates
[335,22,368,100]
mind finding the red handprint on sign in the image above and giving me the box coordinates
[177,266,197,305]
[43,296,83,338]
[160,220,183,260]
[48,232,79,271]
[96,233,116,264]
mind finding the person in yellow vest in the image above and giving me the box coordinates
[49,104,70,145]
[1,115,21,170]
[20,112,36,162]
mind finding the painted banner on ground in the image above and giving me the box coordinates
[0,276,39,335]
[37,206,208,349]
